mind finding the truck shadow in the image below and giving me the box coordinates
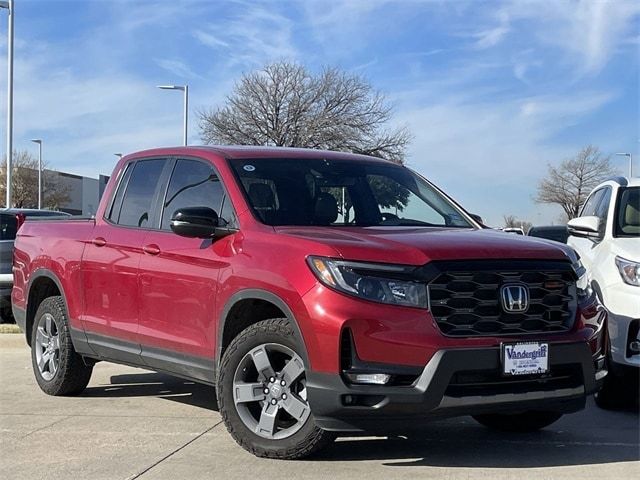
[82,371,219,411]
[317,404,640,468]
[82,371,639,469]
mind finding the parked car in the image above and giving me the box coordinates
[567,176,640,408]
[503,227,525,235]
[1,209,70,321]
[12,146,606,459]
[528,225,569,244]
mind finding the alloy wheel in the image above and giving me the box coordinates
[34,313,60,381]
[233,343,310,440]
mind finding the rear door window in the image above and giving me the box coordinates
[117,159,166,228]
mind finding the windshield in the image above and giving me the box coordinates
[229,158,474,228]
[615,187,639,237]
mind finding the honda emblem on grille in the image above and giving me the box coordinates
[500,284,529,313]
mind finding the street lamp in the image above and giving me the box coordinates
[0,1,14,208]
[157,85,188,146]
[30,139,42,209]
[615,152,633,178]
[114,153,123,159]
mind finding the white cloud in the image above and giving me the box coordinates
[192,4,297,68]
[477,0,640,75]
[473,10,511,49]
[192,30,230,49]
[393,83,616,226]
[155,59,203,79]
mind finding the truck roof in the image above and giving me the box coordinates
[126,145,395,164]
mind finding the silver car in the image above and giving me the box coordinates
[1,209,70,321]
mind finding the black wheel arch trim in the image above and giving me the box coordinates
[24,269,89,349]
[24,269,97,356]
[216,289,310,380]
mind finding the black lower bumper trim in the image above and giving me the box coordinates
[306,342,603,432]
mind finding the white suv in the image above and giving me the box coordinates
[567,177,639,408]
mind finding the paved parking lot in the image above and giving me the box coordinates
[1,334,638,480]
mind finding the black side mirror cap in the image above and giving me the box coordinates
[170,207,220,238]
[469,213,484,224]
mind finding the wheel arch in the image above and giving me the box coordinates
[216,289,309,380]
[25,269,67,346]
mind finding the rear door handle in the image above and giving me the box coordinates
[143,244,161,256]
[92,237,107,247]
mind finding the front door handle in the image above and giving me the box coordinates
[143,244,161,256]
[92,237,106,247]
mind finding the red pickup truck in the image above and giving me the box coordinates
[12,146,606,459]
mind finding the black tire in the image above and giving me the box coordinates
[217,318,335,459]
[473,411,563,432]
[595,358,639,410]
[30,296,93,396]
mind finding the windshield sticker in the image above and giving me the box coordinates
[243,164,256,172]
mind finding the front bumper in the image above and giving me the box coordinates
[307,342,605,432]
[605,284,640,368]
[608,312,640,368]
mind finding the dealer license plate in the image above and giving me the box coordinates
[502,342,549,376]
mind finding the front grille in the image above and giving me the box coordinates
[445,365,583,398]
[426,260,577,337]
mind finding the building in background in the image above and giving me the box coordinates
[47,170,110,216]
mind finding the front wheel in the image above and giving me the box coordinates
[217,318,335,459]
[473,411,563,432]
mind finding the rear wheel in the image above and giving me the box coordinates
[218,318,335,459]
[473,411,562,432]
[30,296,93,396]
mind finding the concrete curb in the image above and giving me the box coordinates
[0,324,22,334]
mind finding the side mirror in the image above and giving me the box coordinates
[170,207,219,238]
[567,216,600,239]
[469,213,484,225]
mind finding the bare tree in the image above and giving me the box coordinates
[503,215,533,233]
[535,146,616,220]
[200,61,411,164]
[0,150,71,209]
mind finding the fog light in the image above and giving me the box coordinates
[344,373,391,385]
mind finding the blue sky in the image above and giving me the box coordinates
[0,0,638,226]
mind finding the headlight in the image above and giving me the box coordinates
[573,260,592,298]
[307,256,428,308]
[615,256,640,287]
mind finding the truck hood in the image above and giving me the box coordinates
[275,226,575,265]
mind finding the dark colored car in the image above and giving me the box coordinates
[1,209,70,321]
[11,146,607,459]
[528,225,569,244]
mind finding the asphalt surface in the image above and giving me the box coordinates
[1,334,638,480]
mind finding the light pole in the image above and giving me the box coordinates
[31,139,42,209]
[157,85,188,146]
[1,1,14,208]
[615,152,633,178]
